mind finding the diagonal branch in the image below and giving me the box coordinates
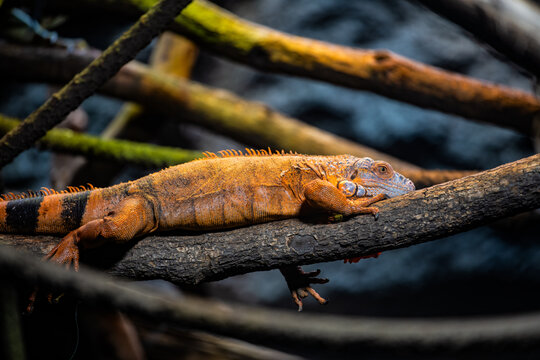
[1,154,538,285]
[0,0,193,169]
[10,0,539,135]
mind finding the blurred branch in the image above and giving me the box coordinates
[2,238,540,352]
[0,43,478,186]
[0,280,26,360]
[137,327,306,360]
[0,0,193,169]
[0,115,201,167]
[416,0,540,79]
[2,154,538,286]
[8,0,539,135]
[104,32,198,139]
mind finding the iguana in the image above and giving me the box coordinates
[0,149,415,310]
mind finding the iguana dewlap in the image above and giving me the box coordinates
[0,149,414,310]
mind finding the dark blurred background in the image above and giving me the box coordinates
[1,0,539,358]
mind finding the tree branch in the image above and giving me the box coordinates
[10,0,539,135]
[0,0,193,168]
[416,0,540,79]
[0,43,478,186]
[2,244,540,352]
[1,154,538,285]
[0,115,201,167]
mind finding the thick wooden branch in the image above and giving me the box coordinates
[2,245,540,352]
[417,0,540,79]
[8,0,539,135]
[1,154,538,285]
[0,43,478,186]
[0,0,192,168]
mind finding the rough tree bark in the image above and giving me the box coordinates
[0,0,193,168]
[6,0,538,135]
[1,154,538,285]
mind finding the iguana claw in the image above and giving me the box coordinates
[280,266,329,311]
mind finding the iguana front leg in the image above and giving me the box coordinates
[303,179,386,218]
[279,179,386,310]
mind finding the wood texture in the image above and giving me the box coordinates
[1,154,538,285]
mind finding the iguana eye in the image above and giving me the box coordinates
[338,181,357,197]
[373,161,393,179]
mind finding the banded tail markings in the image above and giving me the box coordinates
[5,196,44,233]
[0,184,97,234]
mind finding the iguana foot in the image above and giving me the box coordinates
[26,235,80,313]
[279,266,329,311]
[344,252,381,263]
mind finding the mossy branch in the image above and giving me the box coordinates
[10,0,539,135]
[0,115,201,167]
[0,0,193,168]
[0,43,477,186]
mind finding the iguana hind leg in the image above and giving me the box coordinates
[45,195,158,270]
[27,195,158,312]
[280,266,329,311]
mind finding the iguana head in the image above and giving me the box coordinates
[338,157,415,199]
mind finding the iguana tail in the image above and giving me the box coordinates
[0,184,128,235]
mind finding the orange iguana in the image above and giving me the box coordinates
[0,149,415,310]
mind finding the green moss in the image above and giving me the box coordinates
[130,0,259,53]
[0,115,201,167]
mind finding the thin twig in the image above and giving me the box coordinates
[0,0,193,169]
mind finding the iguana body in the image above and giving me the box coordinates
[0,150,414,309]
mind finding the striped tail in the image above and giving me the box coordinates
[0,188,95,235]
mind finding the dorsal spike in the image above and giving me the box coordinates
[0,183,97,202]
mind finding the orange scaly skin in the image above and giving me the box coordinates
[0,150,415,310]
